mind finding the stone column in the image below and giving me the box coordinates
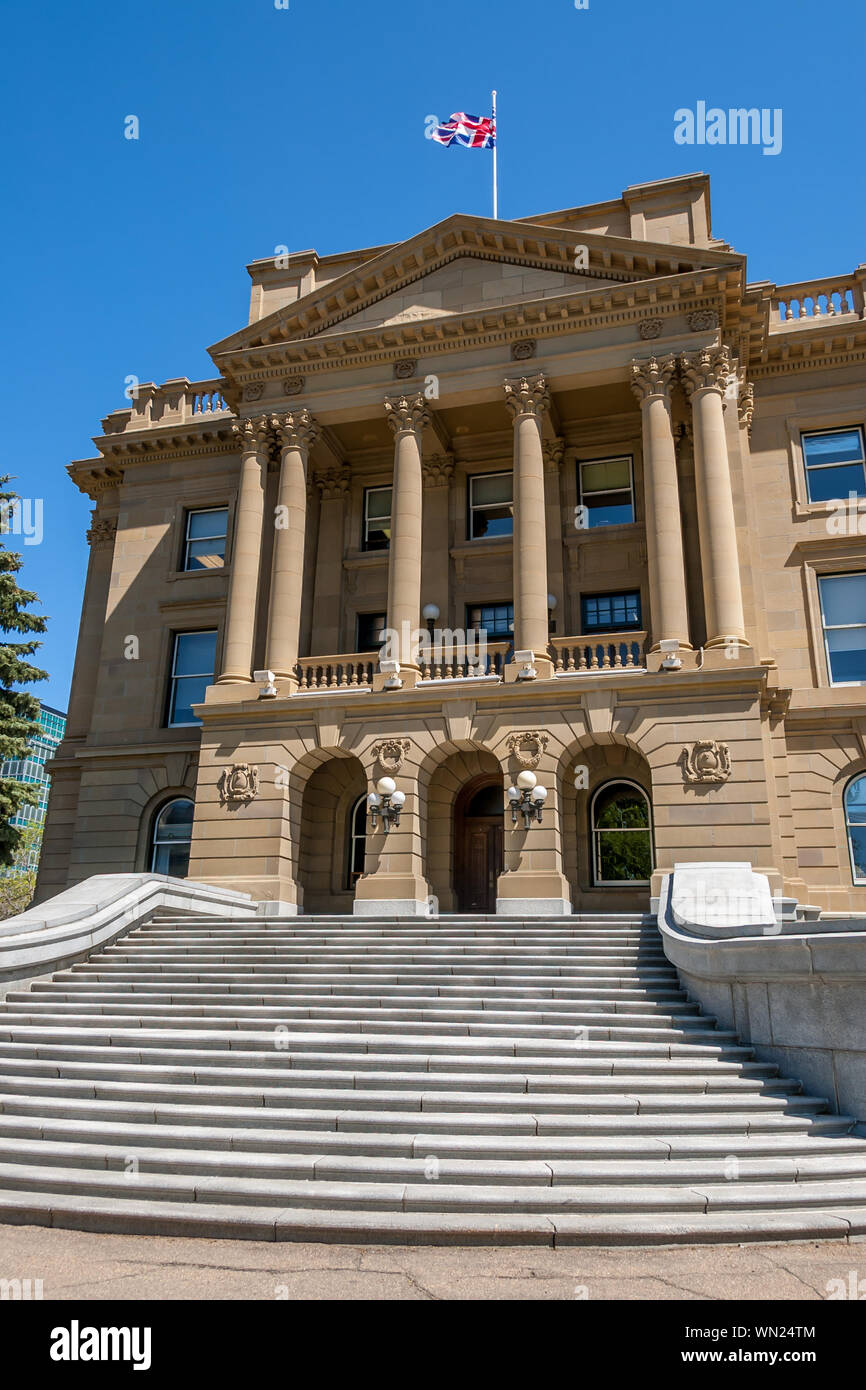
[218,416,270,683]
[630,355,691,651]
[310,467,349,656]
[382,393,428,682]
[504,374,554,680]
[680,346,747,647]
[266,409,320,681]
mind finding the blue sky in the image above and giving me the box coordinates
[3,0,864,710]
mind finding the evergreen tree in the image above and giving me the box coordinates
[0,478,48,866]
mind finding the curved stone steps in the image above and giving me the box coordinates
[2,913,866,1244]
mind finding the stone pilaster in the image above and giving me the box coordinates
[265,409,320,682]
[680,346,748,649]
[504,373,554,680]
[218,416,270,683]
[630,355,692,652]
[421,452,454,639]
[310,466,349,656]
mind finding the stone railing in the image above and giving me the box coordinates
[294,653,377,690]
[550,631,647,673]
[418,641,510,682]
[101,378,232,435]
[772,274,865,327]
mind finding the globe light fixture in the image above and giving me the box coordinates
[368,777,403,832]
[508,769,548,827]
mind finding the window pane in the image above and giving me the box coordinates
[583,593,641,631]
[366,489,392,520]
[806,462,866,503]
[826,628,866,684]
[357,614,387,650]
[170,675,211,725]
[582,459,631,494]
[471,505,513,538]
[472,474,513,507]
[845,776,866,826]
[188,509,228,540]
[819,575,866,627]
[156,800,194,836]
[849,825,866,881]
[594,786,650,830]
[804,430,864,467]
[585,494,635,527]
[186,537,226,569]
[173,631,217,677]
[597,829,652,882]
[469,603,512,636]
[152,841,192,877]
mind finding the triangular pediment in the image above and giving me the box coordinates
[210,212,744,366]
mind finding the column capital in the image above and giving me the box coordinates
[738,381,755,432]
[271,408,320,453]
[543,438,565,472]
[86,515,117,549]
[630,354,677,404]
[679,345,733,399]
[422,452,455,488]
[231,414,271,454]
[314,466,350,501]
[384,392,429,438]
[504,373,549,421]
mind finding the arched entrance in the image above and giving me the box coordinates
[297,754,367,914]
[454,777,504,913]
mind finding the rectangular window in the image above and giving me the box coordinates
[578,456,635,528]
[581,591,642,633]
[469,472,513,539]
[183,508,228,571]
[363,487,392,551]
[356,612,387,652]
[818,574,866,685]
[167,631,218,727]
[467,603,514,639]
[803,428,866,504]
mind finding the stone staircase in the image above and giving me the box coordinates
[1,913,866,1245]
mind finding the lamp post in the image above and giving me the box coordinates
[507,770,548,827]
[367,777,406,833]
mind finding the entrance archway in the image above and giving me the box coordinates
[454,776,504,913]
[297,755,366,914]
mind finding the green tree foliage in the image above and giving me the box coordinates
[0,824,41,919]
[0,478,48,866]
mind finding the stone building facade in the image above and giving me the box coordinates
[36,173,866,917]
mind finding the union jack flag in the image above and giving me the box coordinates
[432,112,496,149]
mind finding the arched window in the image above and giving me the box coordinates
[845,775,866,883]
[590,780,653,885]
[150,798,194,877]
[346,794,367,889]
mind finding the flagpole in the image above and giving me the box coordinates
[492,89,498,219]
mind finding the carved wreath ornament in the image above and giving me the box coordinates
[681,741,732,785]
[371,739,412,774]
[506,731,549,770]
[218,763,260,805]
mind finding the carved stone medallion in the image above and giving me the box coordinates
[506,731,549,769]
[393,359,418,380]
[638,318,664,340]
[371,738,412,774]
[218,763,260,805]
[681,741,731,785]
[687,310,720,333]
[243,383,265,402]
[511,339,536,361]
[283,375,306,396]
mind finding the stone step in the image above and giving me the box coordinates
[0,1111,861,1166]
[22,988,692,1013]
[6,1135,864,1188]
[0,1074,821,1116]
[0,1039,777,1076]
[0,1006,711,1039]
[2,1188,861,1246]
[5,1159,866,1219]
[0,1056,799,1094]
[0,1092,845,1138]
[0,1012,732,1045]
